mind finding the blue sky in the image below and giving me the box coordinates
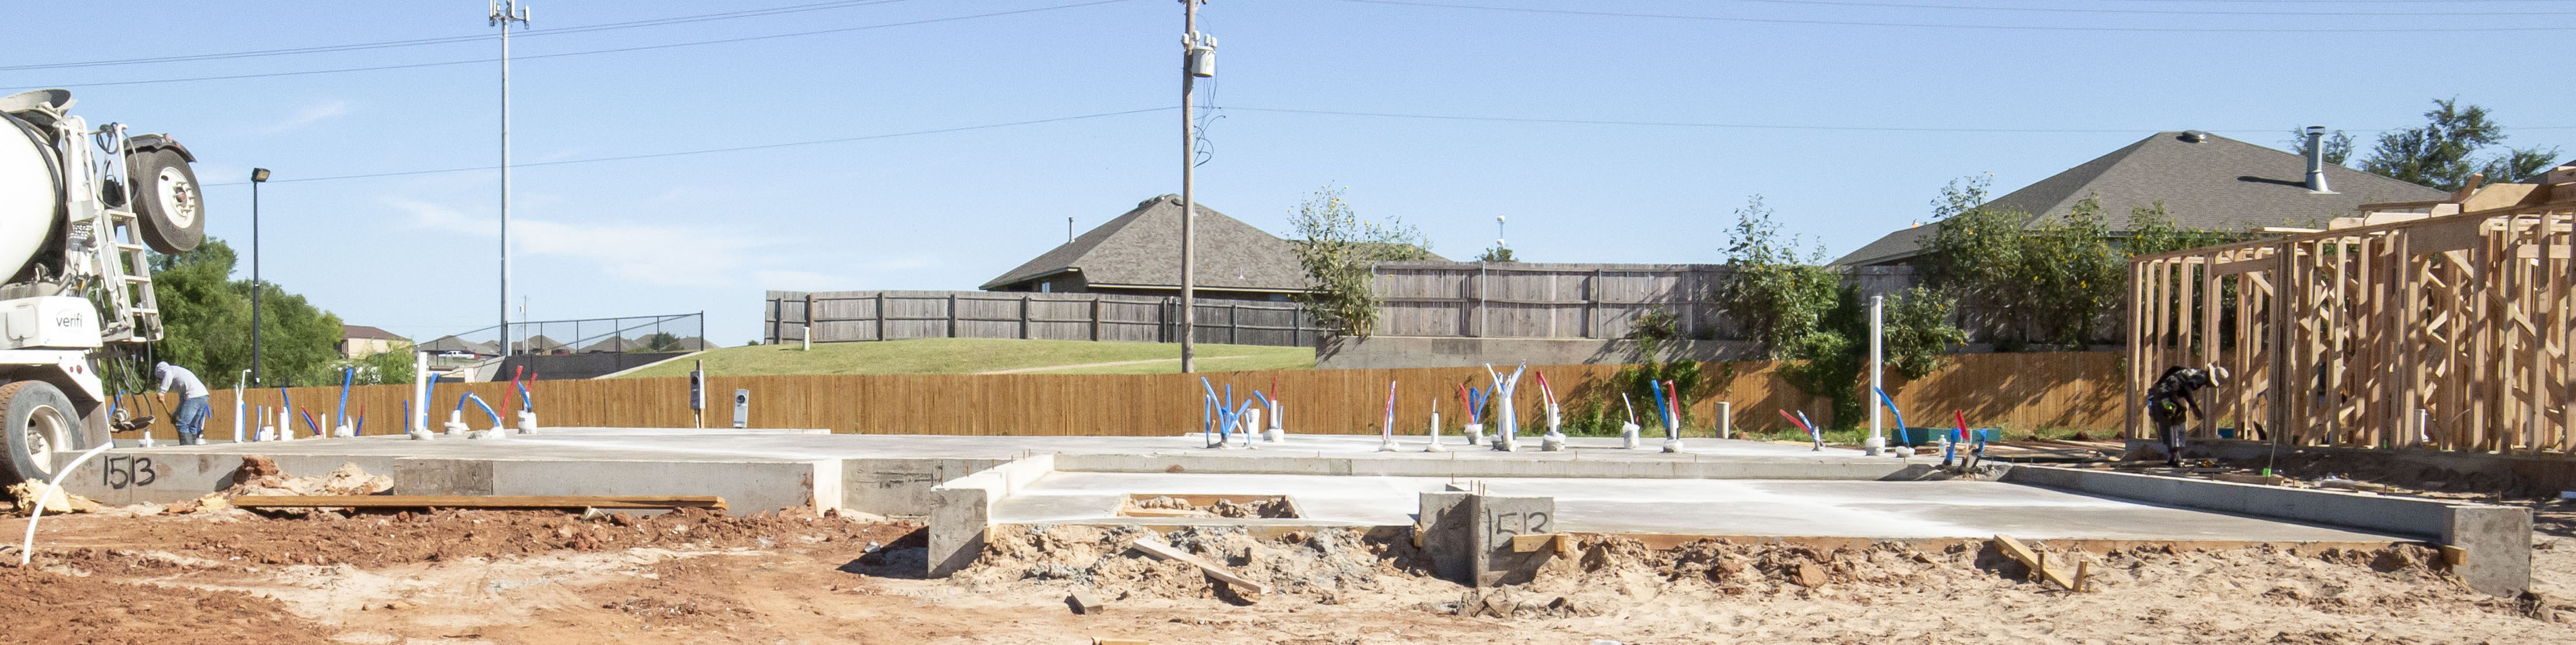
[19,0,2570,345]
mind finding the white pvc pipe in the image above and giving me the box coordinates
[1866,295,1885,456]
[233,370,247,443]
[1425,403,1445,453]
[411,350,431,440]
[19,442,114,566]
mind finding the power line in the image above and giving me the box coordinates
[0,0,926,72]
[1333,0,2576,31]
[1225,106,2576,133]
[203,107,1173,186]
[1714,0,2576,16]
[22,0,1137,88]
[201,103,2566,189]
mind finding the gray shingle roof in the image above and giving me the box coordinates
[982,194,1312,292]
[1833,131,2451,266]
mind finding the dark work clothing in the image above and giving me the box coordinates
[2143,367,2214,466]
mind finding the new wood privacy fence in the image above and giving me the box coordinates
[762,290,1322,348]
[156,351,2125,441]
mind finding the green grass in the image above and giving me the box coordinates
[611,338,1314,378]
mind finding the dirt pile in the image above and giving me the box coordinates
[23,506,917,568]
[956,524,1421,602]
[1127,495,1297,518]
[0,564,335,645]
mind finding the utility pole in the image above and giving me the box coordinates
[491,1,529,357]
[1178,0,1215,373]
[249,168,269,385]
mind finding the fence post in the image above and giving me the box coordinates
[874,292,886,341]
[1090,296,1102,341]
[804,294,816,343]
[1020,295,1031,339]
[1590,268,1603,339]
[1228,303,1240,345]
[947,293,960,339]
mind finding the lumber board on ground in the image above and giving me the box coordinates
[1993,534,2083,591]
[1130,537,1269,594]
[230,495,728,511]
[1509,533,1574,554]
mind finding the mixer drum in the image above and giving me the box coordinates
[0,113,60,279]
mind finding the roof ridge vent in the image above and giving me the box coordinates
[2179,130,2209,143]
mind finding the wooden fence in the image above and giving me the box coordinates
[151,350,2123,441]
[2130,173,2576,455]
[762,290,1322,347]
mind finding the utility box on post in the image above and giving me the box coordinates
[688,359,705,428]
[732,389,749,428]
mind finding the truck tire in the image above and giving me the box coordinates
[128,147,203,254]
[0,380,85,483]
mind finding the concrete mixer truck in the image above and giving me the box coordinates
[0,88,204,483]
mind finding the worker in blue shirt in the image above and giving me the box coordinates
[156,361,210,445]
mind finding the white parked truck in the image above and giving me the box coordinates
[0,88,203,482]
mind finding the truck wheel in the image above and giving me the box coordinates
[128,148,203,254]
[0,380,84,483]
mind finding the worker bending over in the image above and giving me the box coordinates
[2141,364,2225,467]
[156,361,210,445]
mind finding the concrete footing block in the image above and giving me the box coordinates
[2444,505,2533,598]
[1415,491,1558,587]
[926,455,1057,578]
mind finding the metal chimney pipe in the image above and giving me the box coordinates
[2303,126,2334,194]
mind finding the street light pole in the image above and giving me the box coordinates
[492,1,529,357]
[249,168,269,385]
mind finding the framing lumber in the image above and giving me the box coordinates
[228,495,728,511]
[1993,534,2085,591]
[2126,175,2576,456]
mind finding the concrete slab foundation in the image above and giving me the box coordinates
[2001,465,2532,597]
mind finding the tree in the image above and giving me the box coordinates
[2358,98,2563,190]
[150,238,348,389]
[2281,128,2354,165]
[1922,178,2129,349]
[1883,286,1967,379]
[1714,196,1839,357]
[1713,197,1871,423]
[636,332,685,352]
[1287,186,1430,338]
[1476,244,1516,263]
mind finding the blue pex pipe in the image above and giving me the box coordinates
[335,367,354,426]
[516,378,535,412]
[1872,387,1907,434]
[462,393,503,427]
[1795,410,1820,442]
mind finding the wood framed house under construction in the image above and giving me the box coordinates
[2128,166,2576,455]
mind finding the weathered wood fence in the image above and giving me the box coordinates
[762,290,1322,347]
[157,351,2124,441]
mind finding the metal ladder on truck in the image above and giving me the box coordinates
[94,205,162,343]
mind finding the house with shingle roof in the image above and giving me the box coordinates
[338,325,412,359]
[983,194,1304,300]
[1834,130,2450,267]
[982,194,1443,301]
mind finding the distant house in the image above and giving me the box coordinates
[1834,130,2451,268]
[338,325,411,359]
[981,194,1442,302]
[418,335,498,357]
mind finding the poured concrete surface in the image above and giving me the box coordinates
[990,472,2411,543]
[112,428,1873,463]
[70,428,1896,515]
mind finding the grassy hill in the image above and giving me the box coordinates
[611,338,1314,378]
